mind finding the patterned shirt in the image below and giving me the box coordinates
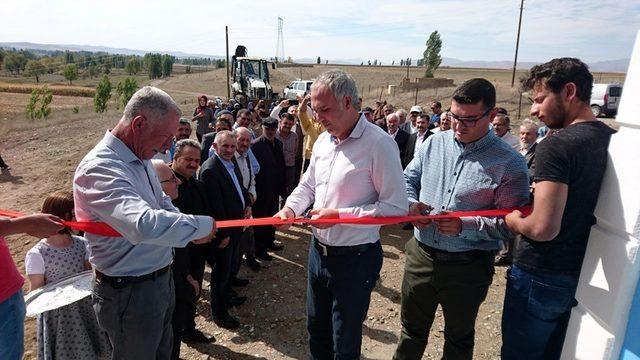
[404,129,530,252]
[276,129,298,167]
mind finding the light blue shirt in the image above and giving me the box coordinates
[404,129,530,252]
[73,131,214,276]
[215,154,245,208]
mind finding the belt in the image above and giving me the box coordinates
[416,240,491,264]
[313,238,377,257]
[95,264,171,288]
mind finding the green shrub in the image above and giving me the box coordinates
[25,86,53,119]
[115,77,138,109]
[94,75,112,113]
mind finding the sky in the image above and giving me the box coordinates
[1,0,638,63]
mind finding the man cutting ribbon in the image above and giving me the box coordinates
[276,70,409,360]
[73,86,216,360]
[394,78,531,360]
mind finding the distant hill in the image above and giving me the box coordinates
[0,42,629,73]
[0,42,223,59]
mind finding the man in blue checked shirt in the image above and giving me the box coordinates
[393,78,530,360]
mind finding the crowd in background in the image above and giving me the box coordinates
[0,57,616,360]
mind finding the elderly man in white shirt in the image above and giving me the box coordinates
[276,70,408,360]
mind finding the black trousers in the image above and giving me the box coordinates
[209,240,234,317]
[171,268,196,360]
[185,243,209,331]
[253,194,279,255]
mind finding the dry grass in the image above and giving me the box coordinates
[0,81,96,97]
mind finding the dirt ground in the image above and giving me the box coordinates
[0,65,624,359]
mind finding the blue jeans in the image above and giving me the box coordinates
[307,239,383,360]
[0,289,26,360]
[501,265,579,360]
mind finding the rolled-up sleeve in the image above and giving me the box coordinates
[75,162,213,248]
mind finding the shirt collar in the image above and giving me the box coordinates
[329,114,367,144]
[215,153,234,168]
[452,128,497,152]
[103,131,141,164]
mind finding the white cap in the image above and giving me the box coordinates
[410,105,423,114]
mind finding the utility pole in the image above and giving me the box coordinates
[511,0,525,87]
[225,26,230,99]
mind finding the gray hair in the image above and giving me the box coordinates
[396,109,407,117]
[520,118,539,133]
[311,70,360,110]
[386,113,399,123]
[235,127,252,139]
[214,130,237,145]
[150,159,170,172]
[123,86,182,124]
[174,139,201,159]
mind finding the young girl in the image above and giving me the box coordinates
[25,191,111,360]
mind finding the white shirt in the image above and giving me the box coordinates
[235,151,257,201]
[285,115,409,246]
[500,132,520,150]
[389,128,399,139]
[415,131,429,153]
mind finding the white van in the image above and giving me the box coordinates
[590,83,623,117]
[283,80,314,101]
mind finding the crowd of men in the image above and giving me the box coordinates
[0,57,616,360]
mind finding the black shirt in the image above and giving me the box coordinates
[513,121,616,274]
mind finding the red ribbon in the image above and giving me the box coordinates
[0,207,531,237]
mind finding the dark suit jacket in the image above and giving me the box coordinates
[403,131,433,168]
[200,132,217,165]
[251,136,286,216]
[199,154,250,242]
[523,142,536,181]
[393,128,410,166]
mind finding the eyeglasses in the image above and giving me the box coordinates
[160,173,179,184]
[448,108,492,128]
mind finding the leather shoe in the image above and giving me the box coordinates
[256,252,273,261]
[246,257,261,272]
[231,277,249,287]
[267,242,284,251]
[181,328,215,343]
[213,313,240,329]
[228,296,247,307]
[494,256,512,267]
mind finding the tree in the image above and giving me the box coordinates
[63,64,78,85]
[145,53,162,79]
[317,56,321,64]
[423,30,442,78]
[88,63,99,78]
[64,50,74,64]
[367,60,371,66]
[373,59,378,66]
[125,58,141,75]
[161,54,174,77]
[115,77,138,109]
[25,60,46,83]
[3,52,27,74]
[392,60,395,66]
[94,75,112,113]
[400,59,404,66]
[406,58,412,66]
